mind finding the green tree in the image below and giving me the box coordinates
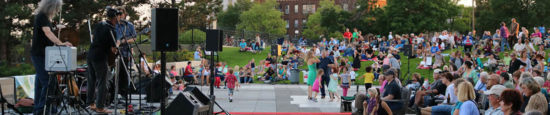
[450,6,472,33]
[302,0,343,41]
[0,1,149,64]
[236,0,286,37]
[179,0,222,30]
[382,0,459,33]
[217,0,253,29]
[0,1,34,64]
[302,12,325,40]
[475,0,550,32]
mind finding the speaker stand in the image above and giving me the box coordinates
[160,51,167,115]
[208,50,230,115]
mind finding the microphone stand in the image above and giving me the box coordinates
[110,31,132,115]
[130,31,151,113]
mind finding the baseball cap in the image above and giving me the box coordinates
[483,85,506,96]
[434,69,442,74]
[106,6,120,18]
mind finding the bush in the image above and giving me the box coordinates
[179,29,206,44]
[0,63,35,77]
[152,49,194,62]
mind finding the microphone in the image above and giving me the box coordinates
[137,39,149,44]
[129,39,149,48]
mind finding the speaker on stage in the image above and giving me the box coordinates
[151,8,178,51]
[146,74,170,102]
[166,86,210,115]
[206,30,223,51]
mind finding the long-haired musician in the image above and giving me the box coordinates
[86,7,119,114]
[31,0,72,114]
[115,6,137,97]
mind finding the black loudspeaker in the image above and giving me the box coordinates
[166,86,210,115]
[271,44,278,56]
[146,74,170,102]
[206,30,223,51]
[403,44,412,57]
[151,8,178,51]
[277,37,284,45]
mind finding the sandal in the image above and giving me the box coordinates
[95,108,113,114]
[88,104,97,111]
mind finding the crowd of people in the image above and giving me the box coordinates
[342,18,550,115]
[155,17,549,114]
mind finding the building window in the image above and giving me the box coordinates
[343,3,349,11]
[294,19,298,28]
[285,5,289,14]
[294,5,299,14]
[286,20,289,29]
[303,4,316,14]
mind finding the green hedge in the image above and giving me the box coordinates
[0,63,35,77]
[179,29,206,44]
[152,49,194,62]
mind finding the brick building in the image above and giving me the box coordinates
[274,0,356,39]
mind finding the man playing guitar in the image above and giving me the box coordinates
[115,6,137,99]
[86,7,120,114]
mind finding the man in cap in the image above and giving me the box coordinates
[382,70,402,111]
[483,85,506,115]
[86,7,120,113]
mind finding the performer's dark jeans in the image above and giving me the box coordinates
[118,57,131,96]
[32,56,50,114]
[320,75,330,97]
[87,59,110,109]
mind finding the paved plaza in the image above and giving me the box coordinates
[193,84,371,113]
[1,77,377,114]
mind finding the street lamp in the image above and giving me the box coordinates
[294,30,299,42]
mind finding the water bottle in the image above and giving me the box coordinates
[423,79,430,90]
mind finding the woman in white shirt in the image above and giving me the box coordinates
[513,38,525,56]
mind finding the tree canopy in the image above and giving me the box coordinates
[382,0,460,33]
[475,0,550,32]
[236,0,286,37]
[217,0,253,30]
[178,0,222,30]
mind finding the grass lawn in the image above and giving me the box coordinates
[215,46,550,85]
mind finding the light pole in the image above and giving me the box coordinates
[294,30,299,42]
[472,0,475,31]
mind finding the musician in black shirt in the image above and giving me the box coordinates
[86,8,119,114]
[31,0,72,114]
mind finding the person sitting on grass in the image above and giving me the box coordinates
[261,67,275,82]
[239,39,247,52]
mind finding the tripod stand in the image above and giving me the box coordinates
[43,72,91,115]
